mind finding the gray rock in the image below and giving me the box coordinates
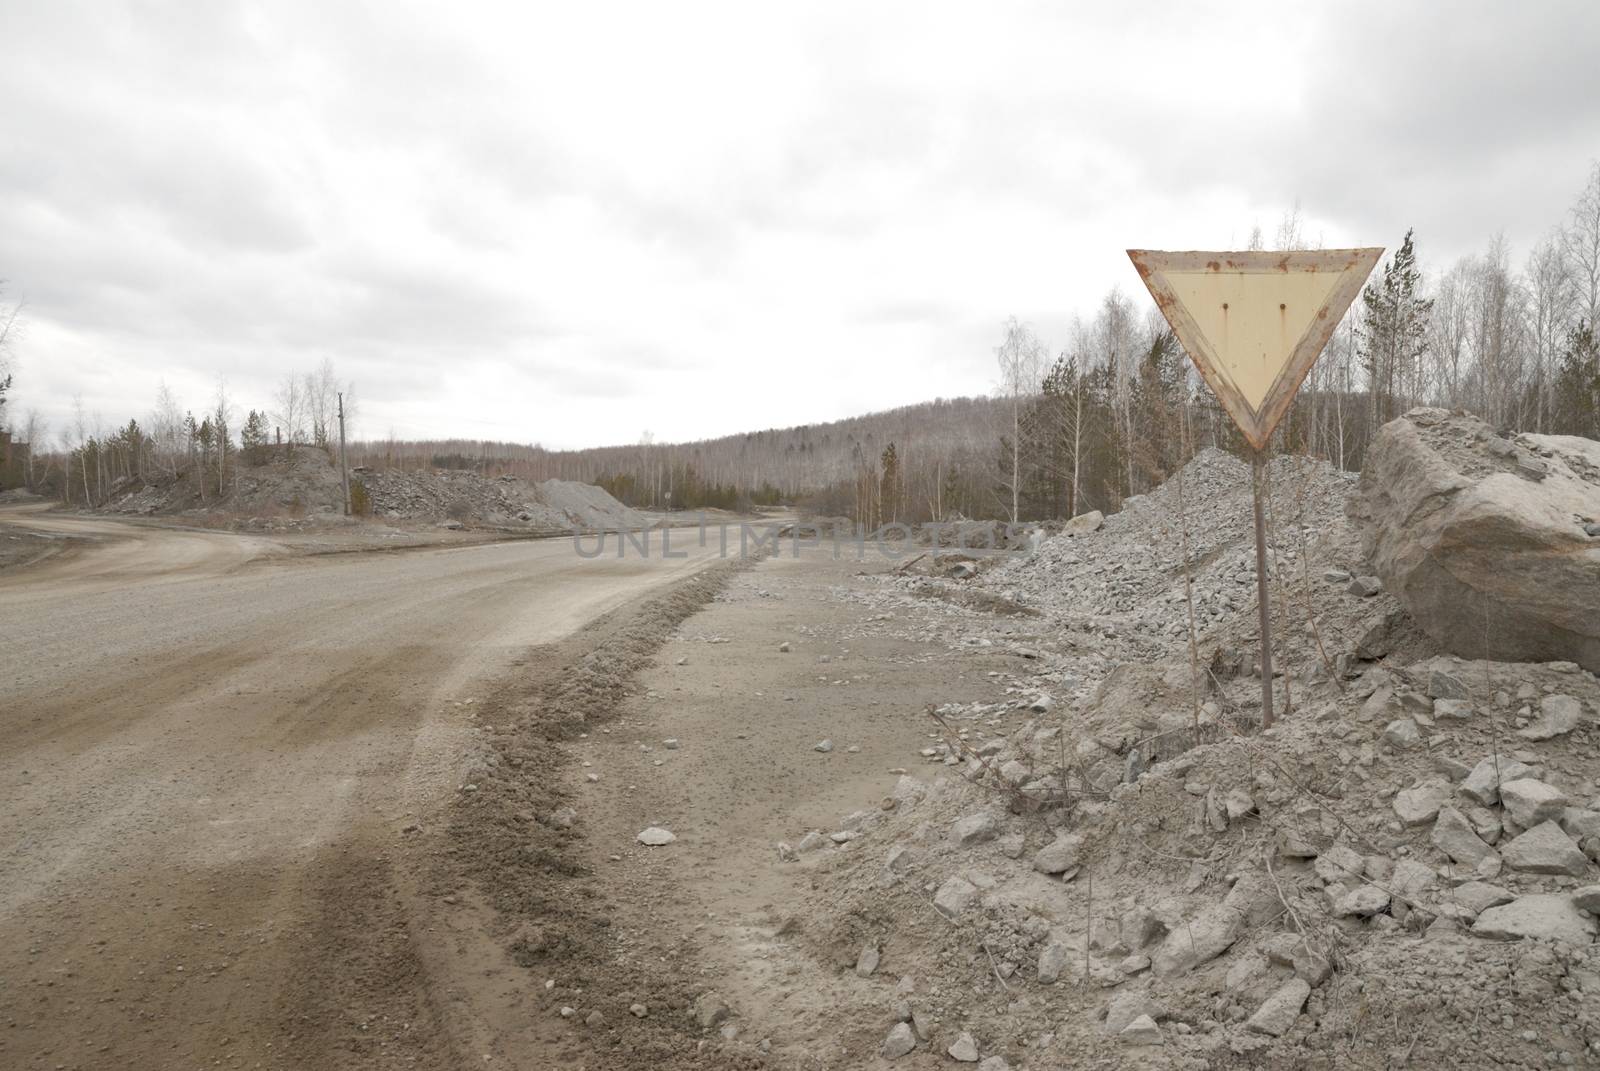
[947,1032,980,1062]
[885,845,916,872]
[1572,885,1600,913]
[1472,894,1599,944]
[1245,978,1311,1037]
[1519,695,1585,740]
[882,1022,917,1059]
[1032,833,1083,875]
[1500,821,1590,876]
[1103,990,1163,1035]
[1426,668,1470,700]
[1453,881,1514,914]
[1433,698,1473,720]
[1119,1014,1163,1046]
[933,876,979,918]
[1352,410,1600,672]
[1431,807,1497,867]
[1390,859,1439,897]
[950,812,1000,847]
[1334,885,1391,917]
[1460,756,1535,806]
[1151,874,1276,977]
[1293,948,1333,987]
[855,944,880,977]
[977,1058,1011,1071]
[796,831,827,853]
[1563,808,1600,841]
[548,806,578,829]
[1063,510,1104,535]
[1348,575,1382,597]
[813,739,834,753]
[1394,779,1452,826]
[636,826,676,846]
[1498,779,1570,828]
[1313,843,1366,884]
[1382,718,1421,748]
[996,832,1025,859]
[1037,942,1069,983]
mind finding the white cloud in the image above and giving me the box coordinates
[2,0,1596,448]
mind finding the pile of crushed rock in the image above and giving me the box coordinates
[772,417,1600,1068]
[355,468,644,530]
[104,446,643,531]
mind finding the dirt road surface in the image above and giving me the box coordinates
[0,508,725,1070]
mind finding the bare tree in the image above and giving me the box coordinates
[1525,233,1574,431]
[19,408,45,489]
[273,374,305,448]
[994,317,1043,522]
[1566,161,1600,330]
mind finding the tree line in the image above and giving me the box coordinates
[4,165,1598,522]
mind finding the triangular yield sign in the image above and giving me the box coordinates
[1126,248,1383,450]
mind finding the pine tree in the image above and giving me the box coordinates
[1359,229,1434,434]
[1554,321,1600,437]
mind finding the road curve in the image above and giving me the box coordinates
[0,510,723,1069]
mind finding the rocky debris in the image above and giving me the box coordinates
[1333,885,1392,917]
[1431,807,1498,868]
[947,1032,980,1061]
[1394,778,1452,825]
[882,1022,917,1059]
[1382,718,1421,748]
[1352,409,1600,672]
[950,812,999,847]
[1031,833,1082,874]
[1471,894,1599,944]
[1454,881,1514,914]
[636,827,677,846]
[1245,978,1311,1037]
[1118,1014,1163,1045]
[814,739,834,753]
[1498,779,1570,828]
[933,876,979,918]
[630,1003,648,1018]
[1103,991,1163,1035]
[1460,756,1536,806]
[1062,510,1105,536]
[1348,575,1382,597]
[1037,942,1069,984]
[1151,875,1275,977]
[1499,821,1590,876]
[855,944,880,977]
[1573,885,1600,913]
[1519,694,1586,740]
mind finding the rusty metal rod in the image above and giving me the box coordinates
[1252,449,1274,728]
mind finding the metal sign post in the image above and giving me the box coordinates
[1127,248,1383,727]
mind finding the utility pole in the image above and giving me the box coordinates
[337,392,351,516]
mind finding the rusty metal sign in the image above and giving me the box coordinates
[1126,248,1382,449]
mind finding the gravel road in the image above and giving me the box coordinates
[0,508,721,1068]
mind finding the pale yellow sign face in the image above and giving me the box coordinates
[1126,249,1383,450]
[1163,269,1343,409]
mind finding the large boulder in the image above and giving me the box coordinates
[1351,409,1600,672]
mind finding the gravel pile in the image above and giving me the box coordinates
[774,442,1600,1068]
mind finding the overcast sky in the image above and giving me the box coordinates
[4,2,1598,450]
